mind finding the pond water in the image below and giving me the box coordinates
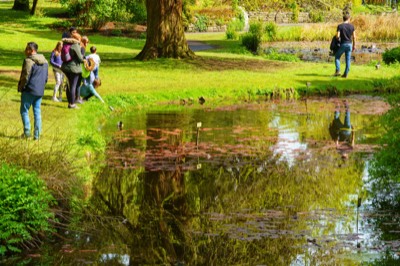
[6,96,400,265]
[264,42,392,64]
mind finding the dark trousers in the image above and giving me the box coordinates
[65,72,82,105]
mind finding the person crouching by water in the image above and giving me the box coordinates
[333,13,356,78]
[61,28,84,109]
[329,100,355,159]
[18,42,48,140]
[79,59,105,103]
[50,41,64,102]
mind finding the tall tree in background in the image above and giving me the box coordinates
[136,0,195,60]
[31,0,39,15]
[12,0,29,11]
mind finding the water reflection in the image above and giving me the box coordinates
[93,96,389,265]
[13,96,400,265]
[329,100,354,160]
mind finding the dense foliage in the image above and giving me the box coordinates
[369,95,400,184]
[241,21,263,52]
[382,47,400,65]
[59,0,146,30]
[238,0,363,11]
[0,163,54,255]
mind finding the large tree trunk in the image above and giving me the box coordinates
[136,0,195,60]
[13,0,29,11]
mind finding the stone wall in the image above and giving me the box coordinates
[186,25,227,33]
[248,11,311,24]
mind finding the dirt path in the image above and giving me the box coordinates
[187,40,215,51]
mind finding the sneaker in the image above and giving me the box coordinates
[52,97,60,102]
[20,133,31,139]
[341,74,347,78]
[333,71,341,77]
[68,104,79,109]
[58,97,62,102]
[76,99,83,104]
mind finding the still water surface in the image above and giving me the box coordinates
[10,96,400,265]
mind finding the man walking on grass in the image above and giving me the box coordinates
[18,42,48,140]
[334,13,356,78]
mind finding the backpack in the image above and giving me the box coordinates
[61,43,72,62]
[329,36,340,56]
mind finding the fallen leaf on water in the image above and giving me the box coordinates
[27,254,41,258]
[79,249,98,253]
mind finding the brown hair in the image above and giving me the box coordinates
[71,32,81,42]
[53,41,63,56]
[93,78,101,88]
[81,36,89,47]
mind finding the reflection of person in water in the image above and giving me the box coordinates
[329,100,355,159]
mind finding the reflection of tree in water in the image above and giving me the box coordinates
[186,149,364,264]
[91,113,195,265]
[90,108,370,265]
[367,96,400,264]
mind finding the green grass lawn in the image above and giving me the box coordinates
[1,1,399,184]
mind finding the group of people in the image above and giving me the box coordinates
[50,27,104,108]
[17,27,104,140]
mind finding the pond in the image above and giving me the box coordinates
[6,95,400,265]
[264,41,396,64]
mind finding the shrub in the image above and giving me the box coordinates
[126,1,146,24]
[227,17,244,31]
[226,22,238,40]
[249,21,263,37]
[60,0,131,30]
[241,22,264,53]
[264,22,277,41]
[111,29,123,36]
[50,20,72,30]
[0,163,55,255]
[194,14,209,32]
[309,10,325,23]
[241,32,261,53]
[289,2,299,23]
[382,47,400,65]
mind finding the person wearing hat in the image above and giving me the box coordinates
[79,58,104,103]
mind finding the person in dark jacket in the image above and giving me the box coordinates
[334,13,356,78]
[18,42,48,140]
[61,30,85,108]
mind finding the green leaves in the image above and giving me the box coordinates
[0,163,55,255]
[382,47,400,65]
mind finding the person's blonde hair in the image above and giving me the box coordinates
[53,41,63,56]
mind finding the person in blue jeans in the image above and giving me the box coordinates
[18,42,49,140]
[334,13,356,78]
[329,100,355,159]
